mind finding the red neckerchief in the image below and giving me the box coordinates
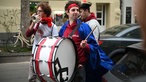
[67,20,77,30]
[84,12,96,22]
[41,17,52,27]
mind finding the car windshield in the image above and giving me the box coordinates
[101,25,130,36]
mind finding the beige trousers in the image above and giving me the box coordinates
[28,57,38,82]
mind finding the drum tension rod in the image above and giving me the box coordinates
[41,45,46,47]
[35,45,39,46]
[32,59,50,63]
[37,59,43,62]
[35,44,45,47]
[47,75,50,78]
[48,46,53,48]
[31,58,43,62]
[45,61,49,63]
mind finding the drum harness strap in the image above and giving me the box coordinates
[68,22,81,38]
[67,22,83,71]
[68,21,81,67]
[68,22,88,81]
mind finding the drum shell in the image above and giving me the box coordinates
[32,37,77,82]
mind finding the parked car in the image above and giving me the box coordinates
[103,42,146,82]
[99,24,143,55]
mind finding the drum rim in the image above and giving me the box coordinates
[68,38,78,82]
[53,38,78,82]
[67,38,78,82]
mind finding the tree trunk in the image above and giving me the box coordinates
[21,0,30,34]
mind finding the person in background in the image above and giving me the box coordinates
[26,2,58,82]
[79,2,101,42]
[134,0,146,51]
[79,2,113,82]
[59,1,113,82]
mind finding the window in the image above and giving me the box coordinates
[122,28,141,39]
[111,50,146,78]
[96,4,106,26]
[54,14,63,26]
[126,7,132,24]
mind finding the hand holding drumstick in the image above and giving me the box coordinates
[80,25,97,48]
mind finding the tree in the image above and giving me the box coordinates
[21,0,30,34]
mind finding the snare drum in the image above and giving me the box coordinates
[32,37,77,82]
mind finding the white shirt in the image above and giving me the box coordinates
[32,22,58,54]
[86,19,101,42]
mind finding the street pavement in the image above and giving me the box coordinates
[0,62,29,82]
[0,52,31,82]
[0,52,31,63]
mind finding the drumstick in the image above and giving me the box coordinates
[85,25,97,40]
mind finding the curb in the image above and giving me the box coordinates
[0,52,31,57]
[0,51,31,63]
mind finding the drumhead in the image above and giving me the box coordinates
[33,37,77,82]
[52,38,77,82]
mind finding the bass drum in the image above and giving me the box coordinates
[32,37,77,82]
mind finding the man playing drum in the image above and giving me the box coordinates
[59,1,113,82]
[26,2,58,82]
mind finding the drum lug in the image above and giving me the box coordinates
[40,74,45,76]
[54,46,58,48]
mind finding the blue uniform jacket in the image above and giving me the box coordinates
[59,19,113,70]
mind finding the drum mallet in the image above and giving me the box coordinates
[85,25,97,40]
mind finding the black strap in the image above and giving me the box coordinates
[98,26,100,41]
[51,23,54,36]
[68,22,81,38]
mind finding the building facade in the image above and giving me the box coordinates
[0,0,121,33]
[89,0,121,31]
[121,0,136,24]
[0,0,21,33]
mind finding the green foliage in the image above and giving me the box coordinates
[30,3,37,14]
